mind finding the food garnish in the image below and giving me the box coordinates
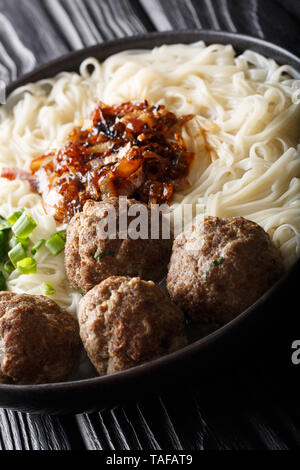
[0,209,66,280]
[3,260,14,275]
[0,271,7,290]
[0,215,12,231]
[45,232,66,256]
[0,229,9,262]
[31,239,46,255]
[40,282,56,296]
[12,210,37,239]
[7,208,25,226]
[212,257,224,266]
[9,236,29,251]
[16,257,37,275]
[92,249,115,261]
[8,242,27,268]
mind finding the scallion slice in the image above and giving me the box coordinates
[212,256,224,266]
[57,230,67,242]
[12,210,37,239]
[9,236,29,251]
[45,233,65,256]
[0,216,11,231]
[16,257,37,275]
[0,230,10,263]
[8,242,27,268]
[40,282,56,296]
[0,271,6,291]
[7,208,25,226]
[31,239,46,255]
[3,260,14,275]
[94,250,115,261]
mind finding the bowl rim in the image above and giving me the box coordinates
[0,29,299,394]
[4,29,300,97]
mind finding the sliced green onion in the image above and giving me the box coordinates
[0,230,10,263]
[0,216,11,231]
[16,257,37,275]
[12,210,37,239]
[40,282,56,296]
[8,237,18,250]
[78,287,84,296]
[3,260,15,275]
[45,233,66,256]
[31,239,46,255]
[8,242,27,268]
[7,208,25,226]
[92,250,115,261]
[0,271,7,291]
[212,256,224,266]
[9,236,29,251]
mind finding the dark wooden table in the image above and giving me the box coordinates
[0,0,299,451]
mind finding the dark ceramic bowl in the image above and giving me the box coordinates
[0,30,299,414]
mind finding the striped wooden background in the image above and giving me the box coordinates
[0,0,299,451]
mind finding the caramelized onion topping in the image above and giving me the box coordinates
[26,101,194,222]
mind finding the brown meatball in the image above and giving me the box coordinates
[167,216,284,328]
[0,292,81,385]
[65,197,172,294]
[78,276,187,375]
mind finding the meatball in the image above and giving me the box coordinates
[0,292,81,385]
[167,216,284,328]
[65,197,172,294]
[78,276,187,375]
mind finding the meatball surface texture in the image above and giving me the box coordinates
[78,276,187,375]
[65,197,172,294]
[0,292,81,385]
[167,216,284,327]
